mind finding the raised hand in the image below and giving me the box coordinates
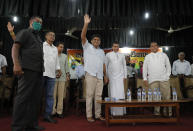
[84,14,91,24]
[7,22,14,33]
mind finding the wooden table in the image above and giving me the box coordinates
[98,99,192,127]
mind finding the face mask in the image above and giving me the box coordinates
[71,65,76,69]
[32,22,42,31]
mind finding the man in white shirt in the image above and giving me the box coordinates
[81,14,107,122]
[106,42,127,116]
[172,52,191,76]
[172,52,191,98]
[43,31,61,123]
[0,54,7,77]
[143,42,172,116]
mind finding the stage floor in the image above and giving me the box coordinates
[1,112,193,131]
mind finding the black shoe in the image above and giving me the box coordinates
[51,113,57,117]
[33,126,45,130]
[25,126,45,131]
[43,116,57,123]
[57,114,64,118]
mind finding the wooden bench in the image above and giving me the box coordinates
[98,99,192,127]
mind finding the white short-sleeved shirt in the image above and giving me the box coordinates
[43,41,60,78]
[172,59,191,76]
[82,40,105,79]
[0,54,7,73]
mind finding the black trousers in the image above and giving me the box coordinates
[12,69,43,131]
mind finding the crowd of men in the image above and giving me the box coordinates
[0,14,192,130]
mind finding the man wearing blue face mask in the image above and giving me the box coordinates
[11,16,45,131]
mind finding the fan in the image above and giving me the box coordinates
[65,27,78,39]
[156,25,193,34]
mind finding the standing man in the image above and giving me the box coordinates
[106,42,127,116]
[81,14,107,122]
[43,31,61,123]
[52,42,70,118]
[12,16,44,131]
[143,42,172,116]
[172,52,191,76]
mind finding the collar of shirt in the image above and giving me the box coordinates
[44,41,55,47]
[176,59,187,63]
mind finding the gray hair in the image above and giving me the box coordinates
[178,52,185,57]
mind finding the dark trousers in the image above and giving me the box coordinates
[77,79,83,99]
[69,79,77,107]
[12,69,43,131]
[43,76,56,118]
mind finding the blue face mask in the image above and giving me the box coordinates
[71,65,76,69]
[32,22,42,31]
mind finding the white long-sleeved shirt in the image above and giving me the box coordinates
[43,41,60,78]
[172,59,191,76]
[82,40,105,79]
[76,65,85,78]
[106,51,127,79]
[143,52,171,84]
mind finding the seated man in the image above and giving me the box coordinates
[0,54,7,78]
[75,58,85,99]
[69,62,78,107]
[172,52,191,76]
[172,52,191,98]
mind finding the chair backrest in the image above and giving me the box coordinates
[169,77,183,99]
[184,77,193,98]
[0,76,15,99]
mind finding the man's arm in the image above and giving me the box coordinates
[172,61,177,76]
[185,62,191,76]
[65,56,70,80]
[56,55,61,78]
[165,55,171,78]
[103,63,108,84]
[81,14,91,45]
[123,56,127,79]
[7,22,16,41]
[143,56,148,87]
[12,43,23,75]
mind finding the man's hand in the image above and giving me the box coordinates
[13,64,24,76]
[143,80,148,87]
[7,22,14,33]
[84,14,91,24]
[56,70,62,78]
[123,78,127,83]
[104,76,109,85]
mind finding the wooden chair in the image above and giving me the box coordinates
[184,77,193,98]
[169,76,183,99]
[0,76,15,113]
